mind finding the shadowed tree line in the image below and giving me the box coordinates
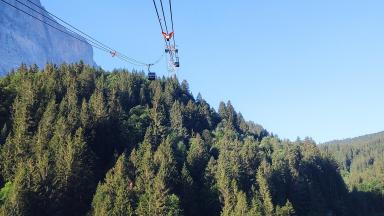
[0,63,382,216]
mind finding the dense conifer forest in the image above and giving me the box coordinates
[0,63,383,216]
[321,132,384,215]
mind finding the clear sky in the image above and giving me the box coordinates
[40,0,384,143]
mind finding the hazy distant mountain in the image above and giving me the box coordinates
[0,0,95,75]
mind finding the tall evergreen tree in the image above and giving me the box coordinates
[54,128,94,215]
[187,133,209,180]
[170,101,187,138]
[151,82,169,143]
[257,160,275,216]
[1,94,34,180]
[276,200,295,216]
[92,154,134,216]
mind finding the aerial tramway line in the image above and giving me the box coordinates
[0,0,180,80]
[149,0,180,80]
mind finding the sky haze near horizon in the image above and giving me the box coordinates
[40,0,384,143]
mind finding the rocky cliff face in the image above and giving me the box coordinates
[0,0,95,75]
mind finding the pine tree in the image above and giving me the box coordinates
[80,99,91,129]
[92,154,134,216]
[170,101,187,137]
[151,82,169,143]
[233,189,249,216]
[139,84,148,105]
[0,165,33,216]
[202,157,222,216]
[276,200,295,216]
[187,133,209,180]
[136,167,182,216]
[218,102,227,120]
[237,112,249,134]
[54,127,94,214]
[1,95,33,180]
[30,101,56,209]
[225,101,237,129]
[196,93,203,103]
[32,99,56,185]
[108,88,123,117]
[65,82,80,131]
[164,76,181,106]
[165,194,183,216]
[154,136,178,189]
[257,160,275,216]
[249,189,264,216]
[221,180,238,216]
[180,163,196,216]
[135,135,182,216]
[181,80,190,95]
[133,139,155,192]
[89,87,108,121]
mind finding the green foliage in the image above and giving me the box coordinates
[0,63,381,216]
[0,182,12,206]
[92,154,134,216]
[276,200,295,216]
[257,161,274,216]
[321,132,384,215]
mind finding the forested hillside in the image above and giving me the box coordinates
[321,132,384,193]
[0,63,382,216]
[321,132,384,214]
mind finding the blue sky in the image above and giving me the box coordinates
[40,0,384,143]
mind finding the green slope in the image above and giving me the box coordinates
[321,132,384,194]
[0,63,382,216]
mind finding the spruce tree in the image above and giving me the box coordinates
[257,160,275,216]
[187,133,209,180]
[249,189,264,216]
[151,82,169,143]
[233,189,249,216]
[92,154,134,216]
[1,95,33,180]
[276,200,295,216]
[170,101,187,137]
[0,165,33,216]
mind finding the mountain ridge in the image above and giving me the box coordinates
[322,131,384,146]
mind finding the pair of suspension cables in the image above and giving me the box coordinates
[152,0,179,71]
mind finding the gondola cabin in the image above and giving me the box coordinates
[148,72,156,80]
[174,57,180,68]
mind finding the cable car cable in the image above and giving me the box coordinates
[23,0,114,54]
[159,0,169,34]
[168,0,176,47]
[0,0,109,53]
[152,0,165,33]
[23,0,148,66]
[159,0,173,49]
[20,0,147,66]
[1,0,160,67]
[152,0,169,46]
